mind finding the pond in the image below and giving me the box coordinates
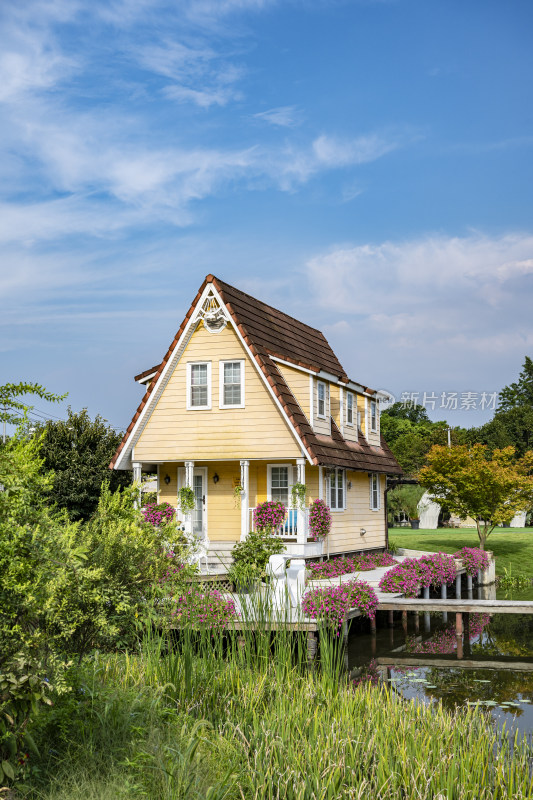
[347,578,533,738]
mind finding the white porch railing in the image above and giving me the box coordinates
[249,507,309,542]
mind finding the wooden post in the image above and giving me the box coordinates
[370,616,377,634]
[388,610,394,627]
[467,575,473,599]
[402,610,408,635]
[424,612,431,633]
[371,631,377,656]
[456,612,464,659]
[464,612,471,657]
[414,611,420,633]
[296,458,306,545]
[240,459,250,541]
[423,586,430,600]
[132,462,142,509]
[441,584,448,624]
[307,631,318,665]
[455,573,462,599]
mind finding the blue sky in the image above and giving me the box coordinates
[2,0,532,433]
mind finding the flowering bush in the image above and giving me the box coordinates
[301,580,378,632]
[307,552,397,579]
[308,499,331,540]
[172,588,238,629]
[142,501,175,527]
[453,547,490,576]
[378,552,457,597]
[253,500,286,532]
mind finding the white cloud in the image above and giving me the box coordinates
[305,232,533,355]
[253,105,301,128]
[312,133,401,167]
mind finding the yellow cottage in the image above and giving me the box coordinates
[110,275,402,568]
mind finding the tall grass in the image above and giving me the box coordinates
[24,589,533,800]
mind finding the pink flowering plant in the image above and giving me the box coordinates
[453,547,490,576]
[308,499,331,541]
[307,552,397,579]
[406,613,490,655]
[142,501,175,527]
[379,552,456,597]
[302,580,378,632]
[253,500,286,533]
[172,588,238,629]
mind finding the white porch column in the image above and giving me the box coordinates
[296,457,306,545]
[318,466,324,501]
[132,462,142,509]
[184,460,195,535]
[240,459,250,541]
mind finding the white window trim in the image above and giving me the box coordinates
[370,398,378,433]
[327,467,346,512]
[369,473,381,511]
[346,391,354,427]
[186,361,212,410]
[219,359,245,409]
[317,380,327,419]
[267,463,293,506]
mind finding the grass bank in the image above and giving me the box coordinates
[21,625,533,800]
[390,527,533,580]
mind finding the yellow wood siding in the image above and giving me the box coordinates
[328,471,386,554]
[205,462,241,542]
[366,399,381,447]
[357,393,366,437]
[134,322,302,462]
[277,364,311,420]
[330,384,341,430]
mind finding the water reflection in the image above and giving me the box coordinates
[347,610,533,736]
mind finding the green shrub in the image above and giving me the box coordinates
[228,530,285,585]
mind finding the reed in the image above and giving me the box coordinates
[25,589,533,800]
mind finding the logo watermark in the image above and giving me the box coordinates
[376,390,497,413]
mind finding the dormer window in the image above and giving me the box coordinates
[370,398,378,432]
[346,392,354,426]
[317,381,326,418]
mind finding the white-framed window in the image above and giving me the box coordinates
[267,464,292,506]
[370,398,378,432]
[369,473,380,511]
[327,468,345,511]
[346,392,354,426]
[317,380,327,419]
[186,362,211,410]
[219,359,245,408]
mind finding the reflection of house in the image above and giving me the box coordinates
[110,275,402,564]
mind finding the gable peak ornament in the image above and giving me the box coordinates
[200,291,227,333]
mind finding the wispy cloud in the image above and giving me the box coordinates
[253,105,301,127]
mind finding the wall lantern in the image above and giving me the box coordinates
[347,481,352,490]
[359,528,366,537]
[164,474,171,485]
[213,473,220,484]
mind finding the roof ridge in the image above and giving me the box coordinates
[212,275,328,338]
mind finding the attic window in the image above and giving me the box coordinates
[317,381,327,418]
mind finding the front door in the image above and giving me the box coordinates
[178,467,208,543]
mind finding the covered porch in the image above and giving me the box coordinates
[133,456,325,558]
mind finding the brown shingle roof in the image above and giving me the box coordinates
[110,275,402,475]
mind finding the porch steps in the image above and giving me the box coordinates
[205,541,234,573]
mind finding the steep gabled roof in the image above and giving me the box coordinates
[110,274,402,475]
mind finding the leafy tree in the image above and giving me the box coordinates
[469,406,533,459]
[419,444,533,549]
[383,402,431,424]
[387,484,425,523]
[37,407,131,521]
[498,356,533,411]
[0,381,66,443]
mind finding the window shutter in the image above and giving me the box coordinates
[325,471,331,506]
[369,474,373,509]
[376,474,381,510]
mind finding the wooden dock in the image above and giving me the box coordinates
[376,598,533,615]
[376,655,533,672]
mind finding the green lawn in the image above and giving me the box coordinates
[389,527,533,580]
